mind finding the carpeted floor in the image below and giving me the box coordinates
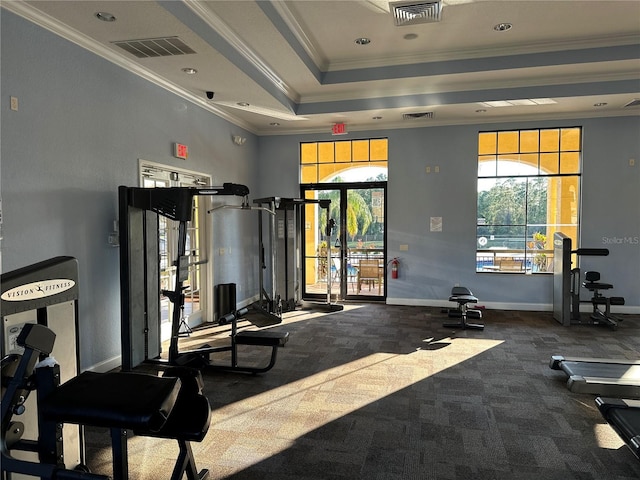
[85,304,640,479]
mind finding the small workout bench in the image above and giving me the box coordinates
[443,286,484,330]
[230,329,290,374]
[583,271,625,329]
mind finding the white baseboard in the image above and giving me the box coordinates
[386,297,640,314]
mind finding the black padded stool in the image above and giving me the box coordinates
[583,271,625,328]
[443,286,484,330]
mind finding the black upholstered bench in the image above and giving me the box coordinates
[235,330,289,347]
[39,366,211,479]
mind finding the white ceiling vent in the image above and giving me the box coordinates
[623,99,640,108]
[391,1,443,26]
[403,112,434,120]
[113,37,196,58]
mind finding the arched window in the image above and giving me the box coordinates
[300,138,388,183]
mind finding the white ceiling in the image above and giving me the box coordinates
[6,0,640,135]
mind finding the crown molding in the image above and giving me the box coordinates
[269,0,328,72]
[183,0,296,102]
[2,0,258,134]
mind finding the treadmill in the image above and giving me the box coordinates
[595,397,640,461]
[549,356,640,397]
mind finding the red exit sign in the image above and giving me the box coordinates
[174,142,188,160]
[331,123,347,135]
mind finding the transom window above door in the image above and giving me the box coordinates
[300,138,388,183]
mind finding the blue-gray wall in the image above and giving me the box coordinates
[2,11,639,372]
[1,12,257,371]
[257,117,640,311]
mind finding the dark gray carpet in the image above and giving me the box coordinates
[85,305,640,479]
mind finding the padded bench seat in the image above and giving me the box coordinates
[235,330,289,347]
[40,371,181,433]
[593,296,625,306]
[39,368,210,480]
[448,294,477,305]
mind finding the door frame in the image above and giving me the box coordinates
[139,160,212,340]
[301,181,387,302]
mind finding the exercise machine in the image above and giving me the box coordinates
[252,197,342,313]
[180,306,289,374]
[207,199,285,327]
[549,356,640,396]
[582,271,625,328]
[300,215,344,312]
[2,323,101,479]
[252,197,336,314]
[2,323,211,480]
[552,232,624,329]
[1,256,84,474]
[442,286,484,330]
[595,397,640,461]
[119,184,289,373]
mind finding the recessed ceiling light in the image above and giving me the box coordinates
[481,100,512,108]
[493,22,512,32]
[355,37,371,45]
[403,33,418,40]
[269,122,280,126]
[593,102,608,107]
[480,98,557,108]
[237,102,250,107]
[181,67,198,75]
[95,12,116,22]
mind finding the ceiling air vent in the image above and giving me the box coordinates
[623,99,640,108]
[391,1,442,26]
[113,36,196,59]
[403,112,434,120]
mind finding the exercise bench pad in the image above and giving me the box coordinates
[40,371,181,433]
[139,367,211,442]
[449,294,478,304]
[235,330,289,347]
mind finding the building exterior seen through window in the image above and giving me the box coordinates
[477,127,581,273]
[300,139,388,299]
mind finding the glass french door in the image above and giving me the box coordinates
[140,162,210,341]
[301,182,386,301]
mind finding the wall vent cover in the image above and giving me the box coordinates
[113,36,196,58]
[391,1,442,26]
[403,112,434,120]
[624,98,640,108]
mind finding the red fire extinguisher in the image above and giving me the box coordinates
[390,257,399,279]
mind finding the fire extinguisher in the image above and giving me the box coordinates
[390,257,399,279]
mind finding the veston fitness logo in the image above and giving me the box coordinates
[1,279,75,302]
